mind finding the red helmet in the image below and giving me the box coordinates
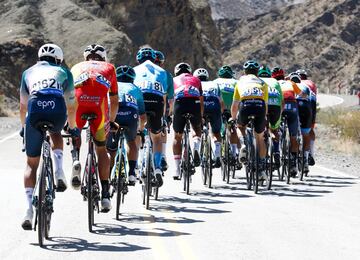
[271,67,285,79]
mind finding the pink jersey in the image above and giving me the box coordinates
[302,80,317,95]
[173,73,202,99]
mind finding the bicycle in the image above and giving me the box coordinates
[221,116,237,184]
[80,113,101,232]
[180,113,195,195]
[200,115,212,188]
[279,115,291,184]
[297,126,306,181]
[139,112,159,210]
[31,121,56,247]
[109,127,129,220]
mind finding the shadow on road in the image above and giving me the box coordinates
[150,203,231,214]
[157,195,231,205]
[36,237,149,252]
[117,212,204,225]
[93,223,190,237]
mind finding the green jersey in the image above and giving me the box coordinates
[260,77,283,107]
[213,78,237,109]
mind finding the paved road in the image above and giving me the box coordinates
[1,129,360,260]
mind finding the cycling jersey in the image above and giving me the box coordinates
[213,78,237,109]
[71,60,118,145]
[20,61,73,157]
[260,77,283,107]
[173,73,202,99]
[296,82,316,102]
[202,81,222,134]
[279,80,301,102]
[117,82,145,115]
[233,75,268,103]
[302,79,317,95]
[133,60,172,98]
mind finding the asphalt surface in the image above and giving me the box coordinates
[1,95,360,260]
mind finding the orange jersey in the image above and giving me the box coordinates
[279,80,301,101]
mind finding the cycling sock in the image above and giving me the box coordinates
[230,144,238,156]
[193,137,201,152]
[214,141,221,158]
[304,150,310,161]
[129,160,137,176]
[25,187,34,211]
[53,149,63,172]
[101,180,110,195]
[162,143,167,156]
[154,152,162,169]
[310,140,315,156]
[174,155,181,174]
[273,140,280,153]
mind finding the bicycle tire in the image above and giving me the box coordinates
[245,131,252,190]
[145,148,151,210]
[207,135,213,188]
[45,158,54,239]
[86,153,94,232]
[200,135,207,186]
[286,137,291,184]
[253,136,259,194]
[224,136,230,183]
[38,160,46,247]
[299,142,305,181]
[267,140,273,190]
[185,137,191,195]
[116,152,125,220]
[221,137,227,182]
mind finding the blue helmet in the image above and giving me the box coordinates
[116,65,136,81]
[136,47,156,63]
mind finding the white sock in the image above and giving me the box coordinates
[304,150,309,160]
[310,140,315,156]
[174,155,181,175]
[53,149,63,172]
[25,187,34,212]
[193,137,201,152]
[231,144,238,156]
[162,143,167,157]
[214,141,221,158]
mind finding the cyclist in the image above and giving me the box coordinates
[231,60,269,180]
[289,72,314,173]
[258,65,284,169]
[272,67,301,177]
[193,68,222,168]
[297,69,317,166]
[154,50,174,171]
[106,65,146,186]
[20,43,78,229]
[71,44,119,212]
[133,47,171,187]
[172,62,204,179]
[213,65,241,166]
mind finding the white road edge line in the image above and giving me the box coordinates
[314,164,359,179]
[0,131,19,143]
[317,94,344,108]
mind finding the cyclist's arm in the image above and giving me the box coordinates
[168,98,174,115]
[109,67,119,122]
[64,68,77,129]
[231,83,241,120]
[19,72,29,126]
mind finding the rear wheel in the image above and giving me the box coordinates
[200,135,207,186]
[207,136,213,188]
[86,154,94,232]
[38,161,46,247]
[267,140,273,190]
[253,141,259,194]
[45,159,54,239]
[145,150,151,210]
[116,152,125,220]
[299,141,305,181]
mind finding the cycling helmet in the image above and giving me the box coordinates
[288,72,301,83]
[154,50,165,65]
[136,47,156,63]
[271,66,285,79]
[217,65,234,78]
[83,44,107,61]
[243,60,260,75]
[38,43,63,64]
[258,65,271,77]
[296,69,308,80]
[193,68,209,81]
[174,62,192,76]
[116,65,136,82]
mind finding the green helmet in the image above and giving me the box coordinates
[258,65,271,77]
[217,65,234,78]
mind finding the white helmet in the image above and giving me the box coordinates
[38,43,63,63]
[83,44,107,61]
[193,68,209,81]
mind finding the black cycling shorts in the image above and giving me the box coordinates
[204,111,222,134]
[297,99,312,133]
[173,98,201,134]
[143,93,164,134]
[268,105,282,130]
[282,101,298,137]
[106,106,139,152]
[237,99,266,134]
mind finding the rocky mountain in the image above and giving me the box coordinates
[0,0,359,114]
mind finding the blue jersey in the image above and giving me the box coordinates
[117,82,145,115]
[20,61,75,106]
[202,81,221,112]
[133,60,169,98]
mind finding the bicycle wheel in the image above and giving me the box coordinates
[186,150,191,195]
[245,133,252,190]
[45,158,54,239]
[37,160,46,247]
[224,137,230,183]
[221,137,227,182]
[253,138,259,194]
[145,149,151,210]
[286,137,291,184]
[299,141,305,181]
[267,140,273,190]
[116,152,125,220]
[200,135,207,186]
[207,135,213,188]
[85,153,94,232]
